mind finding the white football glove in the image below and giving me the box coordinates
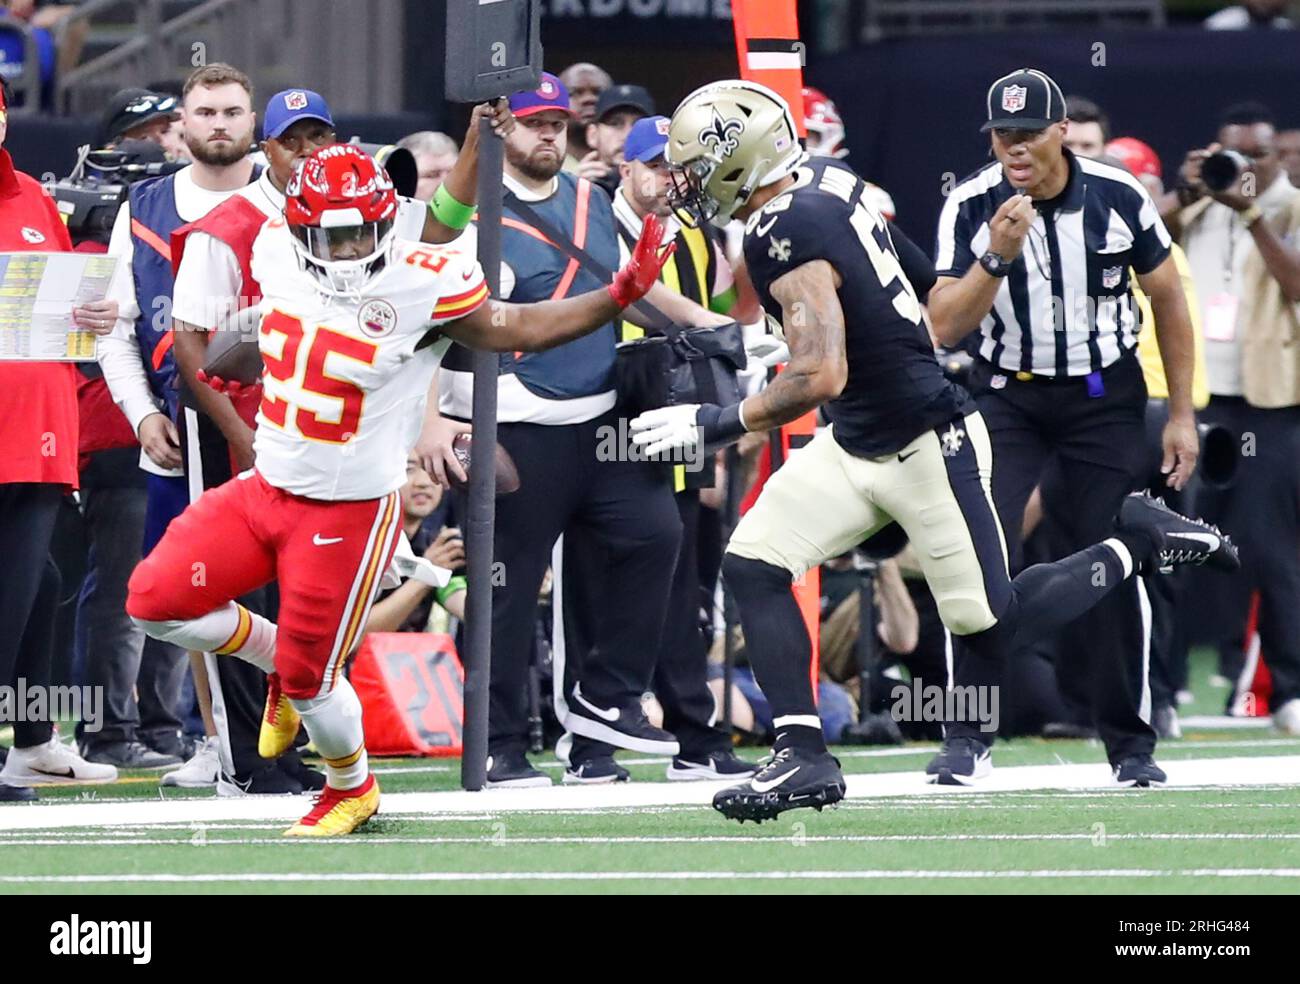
[741,315,789,368]
[630,404,703,457]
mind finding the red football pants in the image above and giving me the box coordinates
[127,469,401,699]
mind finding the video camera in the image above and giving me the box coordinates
[50,143,187,246]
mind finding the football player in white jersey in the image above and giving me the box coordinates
[126,143,672,835]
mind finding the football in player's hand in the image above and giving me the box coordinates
[202,308,264,385]
[448,432,521,495]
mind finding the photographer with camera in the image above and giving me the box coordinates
[1168,102,1300,734]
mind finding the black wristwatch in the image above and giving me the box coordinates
[979,250,1011,278]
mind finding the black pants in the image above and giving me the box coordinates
[76,482,187,750]
[1196,397,1300,707]
[561,489,729,760]
[0,483,63,748]
[964,355,1155,763]
[488,410,682,757]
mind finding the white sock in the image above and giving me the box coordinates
[291,678,368,790]
[132,603,276,673]
[1102,537,1135,580]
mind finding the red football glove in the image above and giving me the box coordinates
[195,369,246,396]
[608,214,675,308]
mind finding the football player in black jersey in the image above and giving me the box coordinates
[631,80,1239,822]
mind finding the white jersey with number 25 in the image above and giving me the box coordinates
[248,218,488,501]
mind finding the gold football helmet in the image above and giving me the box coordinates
[665,79,805,227]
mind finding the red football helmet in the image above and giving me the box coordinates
[1105,137,1162,181]
[802,85,848,160]
[284,143,398,294]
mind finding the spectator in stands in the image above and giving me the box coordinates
[1276,128,1300,188]
[1205,0,1293,29]
[1064,95,1109,158]
[559,61,610,174]
[1167,101,1300,735]
[366,455,467,633]
[397,130,458,202]
[0,77,119,800]
[576,83,654,198]
[96,87,181,154]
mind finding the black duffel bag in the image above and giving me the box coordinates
[615,320,747,417]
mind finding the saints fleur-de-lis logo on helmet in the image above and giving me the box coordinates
[697,108,744,158]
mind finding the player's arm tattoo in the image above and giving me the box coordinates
[740,259,848,433]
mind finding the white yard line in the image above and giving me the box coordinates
[4,868,1300,884]
[2,831,1299,848]
[1,755,1297,832]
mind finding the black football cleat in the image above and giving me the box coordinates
[1116,492,1240,574]
[712,747,845,823]
[925,736,992,785]
[1113,754,1167,788]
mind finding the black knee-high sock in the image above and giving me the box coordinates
[723,554,826,754]
[951,541,1133,745]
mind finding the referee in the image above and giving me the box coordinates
[929,68,1200,785]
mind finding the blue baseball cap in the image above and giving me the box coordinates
[263,88,334,140]
[508,72,573,119]
[623,115,671,163]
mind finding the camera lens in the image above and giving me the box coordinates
[1201,150,1248,193]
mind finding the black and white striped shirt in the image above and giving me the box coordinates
[934,149,1172,377]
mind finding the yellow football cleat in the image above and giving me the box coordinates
[259,673,300,760]
[284,775,380,837]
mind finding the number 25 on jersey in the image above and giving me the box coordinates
[259,309,379,444]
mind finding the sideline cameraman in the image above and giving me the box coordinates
[1167,102,1300,734]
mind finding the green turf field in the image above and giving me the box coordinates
[3,650,1298,894]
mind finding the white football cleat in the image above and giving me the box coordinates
[0,736,117,784]
[161,736,220,788]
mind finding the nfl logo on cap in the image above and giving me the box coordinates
[1002,85,1027,113]
[538,79,555,97]
[655,117,670,136]
[285,90,308,111]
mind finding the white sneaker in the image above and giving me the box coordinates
[0,736,117,784]
[161,736,220,788]
[1273,698,1300,736]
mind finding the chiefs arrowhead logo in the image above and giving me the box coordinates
[20,227,45,244]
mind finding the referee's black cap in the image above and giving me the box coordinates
[981,68,1066,132]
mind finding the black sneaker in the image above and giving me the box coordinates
[925,736,992,785]
[0,780,36,803]
[485,750,552,789]
[1113,754,1167,788]
[217,763,303,797]
[667,750,759,782]
[80,740,182,770]
[565,684,680,755]
[712,746,845,823]
[1117,492,1240,574]
[278,754,326,792]
[563,755,630,785]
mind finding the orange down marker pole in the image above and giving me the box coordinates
[732,0,821,695]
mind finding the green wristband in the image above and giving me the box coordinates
[436,575,467,608]
[431,185,475,230]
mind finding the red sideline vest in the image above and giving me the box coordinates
[73,239,138,469]
[170,193,268,428]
